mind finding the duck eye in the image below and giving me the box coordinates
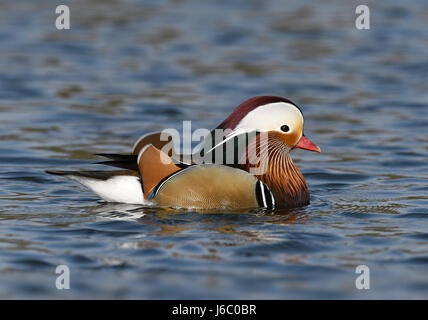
[280,125,290,133]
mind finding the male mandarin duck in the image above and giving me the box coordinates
[47,96,320,209]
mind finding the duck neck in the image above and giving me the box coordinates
[261,153,309,208]
[241,141,310,208]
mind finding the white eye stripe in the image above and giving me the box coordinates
[236,102,303,133]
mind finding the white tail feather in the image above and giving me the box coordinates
[69,175,147,205]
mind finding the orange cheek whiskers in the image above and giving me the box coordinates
[240,133,309,208]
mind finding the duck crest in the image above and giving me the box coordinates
[240,133,309,208]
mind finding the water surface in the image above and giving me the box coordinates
[0,0,428,299]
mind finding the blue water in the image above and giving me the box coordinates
[0,0,427,299]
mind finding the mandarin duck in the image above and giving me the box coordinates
[47,96,320,209]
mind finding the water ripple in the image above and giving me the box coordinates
[0,0,427,299]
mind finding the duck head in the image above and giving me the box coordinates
[216,95,320,154]
[214,96,321,208]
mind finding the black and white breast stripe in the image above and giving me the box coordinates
[255,180,275,209]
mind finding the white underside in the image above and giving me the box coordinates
[69,175,148,205]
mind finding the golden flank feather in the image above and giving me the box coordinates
[153,165,260,209]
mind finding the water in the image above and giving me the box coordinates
[0,0,427,299]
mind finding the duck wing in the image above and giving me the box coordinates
[136,144,183,197]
